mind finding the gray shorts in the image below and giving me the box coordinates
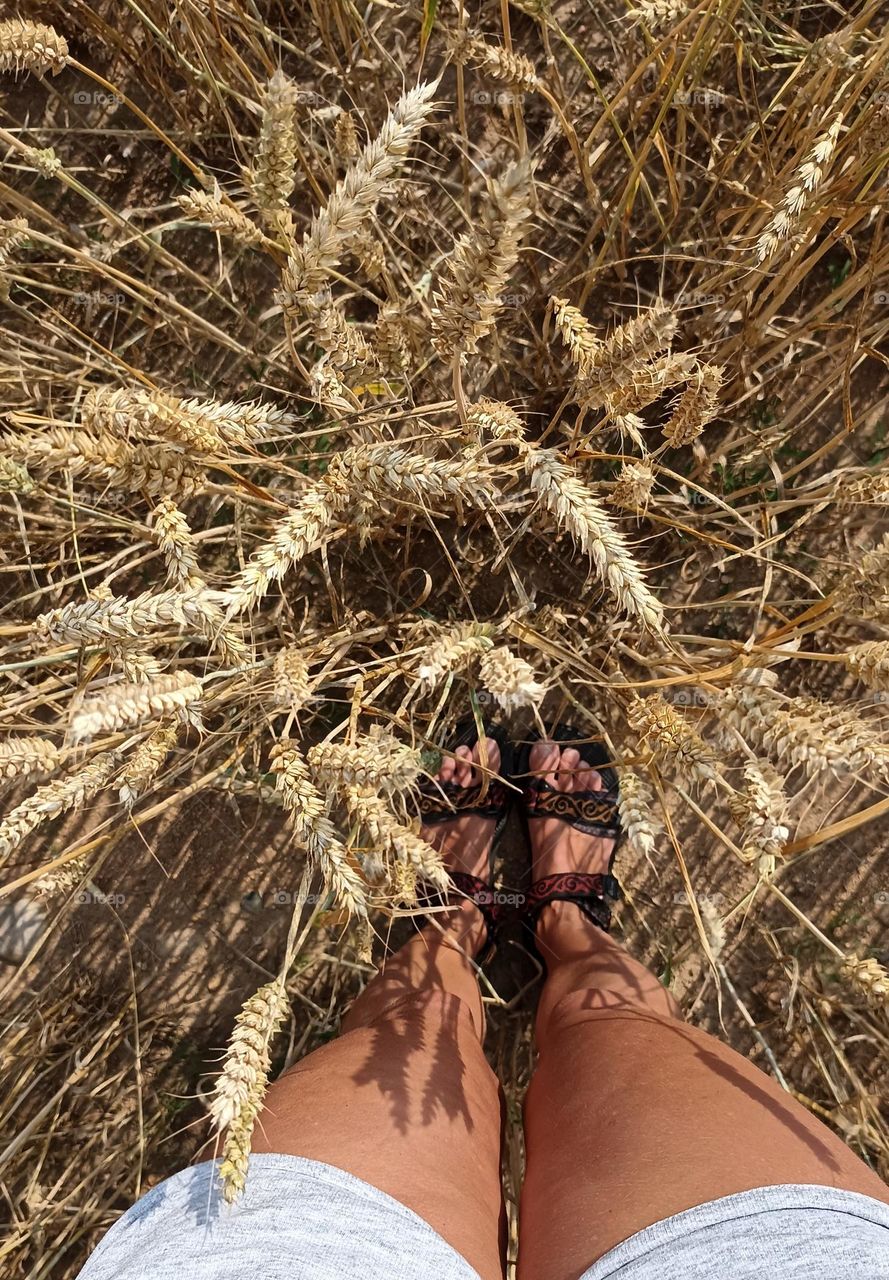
[77,1154,889,1279]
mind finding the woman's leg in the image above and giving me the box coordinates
[250,741,507,1280]
[518,743,889,1280]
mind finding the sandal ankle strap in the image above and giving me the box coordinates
[416,872,500,962]
[523,872,621,934]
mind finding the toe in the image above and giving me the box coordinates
[560,747,581,790]
[530,741,561,788]
[576,766,604,792]
[472,736,501,776]
[438,752,456,783]
[454,744,474,787]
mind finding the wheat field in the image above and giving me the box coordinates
[0,0,888,1272]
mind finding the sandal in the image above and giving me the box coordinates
[415,717,512,962]
[516,723,623,936]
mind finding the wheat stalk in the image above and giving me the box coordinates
[0,20,68,76]
[525,448,665,631]
[70,671,203,742]
[0,737,61,780]
[0,750,123,860]
[211,977,289,1202]
[430,158,533,358]
[270,741,367,916]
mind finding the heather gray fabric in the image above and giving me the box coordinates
[77,1154,889,1279]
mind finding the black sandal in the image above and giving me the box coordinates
[516,723,622,936]
[415,717,512,962]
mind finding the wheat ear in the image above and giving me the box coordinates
[177,190,265,247]
[151,498,202,588]
[118,723,178,807]
[416,621,495,685]
[662,363,724,446]
[756,113,843,263]
[478,645,546,711]
[0,750,122,860]
[728,759,789,873]
[0,20,68,75]
[244,70,298,215]
[0,737,61,780]
[270,741,367,917]
[307,730,423,796]
[271,647,312,711]
[628,694,719,787]
[342,786,447,892]
[845,640,889,690]
[70,671,203,742]
[525,448,665,631]
[617,767,663,862]
[4,425,205,497]
[840,955,889,1008]
[212,977,289,1201]
[281,81,436,300]
[430,158,533,358]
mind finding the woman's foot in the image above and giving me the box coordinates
[526,741,616,940]
[420,737,501,950]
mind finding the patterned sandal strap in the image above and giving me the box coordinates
[417,872,500,962]
[524,872,621,933]
[418,776,511,825]
[523,780,621,838]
